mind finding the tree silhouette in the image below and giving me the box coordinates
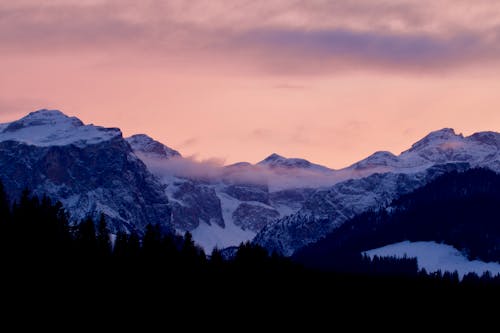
[96,213,111,258]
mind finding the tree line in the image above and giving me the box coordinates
[1,177,500,300]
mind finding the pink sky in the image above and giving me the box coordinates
[1,0,500,169]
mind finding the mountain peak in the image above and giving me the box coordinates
[260,153,286,163]
[0,109,121,147]
[258,153,332,172]
[3,109,83,132]
[347,151,399,171]
[408,128,463,152]
[27,109,68,118]
[126,134,181,159]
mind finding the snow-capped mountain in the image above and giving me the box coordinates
[1,109,499,256]
[258,153,333,173]
[127,134,181,160]
[125,136,312,251]
[254,129,500,256]
[0,109,172,234]
[254,163,470,256]
[346,128,500,174]
[0,109,120,147]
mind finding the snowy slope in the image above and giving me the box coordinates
[126,135,308,250]
[255,129,500,256]
[345,128,500,175]
[3,109,500,258]
[364,241,500,279]
[0,109,172,234]
[126,134,181,160]
[258,153,333,173]
[190,191,256,252]
[0,109,121,147]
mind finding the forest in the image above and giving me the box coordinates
[1,171,500,307]
[294,168,500,273]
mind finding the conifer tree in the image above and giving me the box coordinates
[0,181,10,225]
[96,213,111,258]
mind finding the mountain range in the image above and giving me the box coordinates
[0,109,499,256]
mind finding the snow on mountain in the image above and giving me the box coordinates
[2,110,500,258]
[345,128,500,175]
[346,151,399,173]
[258,153,333,173]
[126,134,181,160]
[191,190,256,252]
[126,139,311,250]
[364,241,500,279]
[0,109,172,234]
[0,109,121,147]
[121,125,500,254]
[255,128,500,256]
[253,167,444,256]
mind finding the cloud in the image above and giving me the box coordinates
[140,155,226,181]
[139,154,357,191]
[178,137,199,148]
[231,28,500,73]
[1,1,500,73]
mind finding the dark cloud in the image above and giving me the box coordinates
[233,28,500,73]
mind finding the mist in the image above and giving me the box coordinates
[137,153,367,191]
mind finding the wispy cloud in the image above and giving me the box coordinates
[140,154,351,191]
[178,137,199,149]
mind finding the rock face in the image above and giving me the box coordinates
[168,180,224,230]
[257,153,333,172]
[223,184,270,205]
[0,110,172,234]
[2,110,500,256]
[254,128,500,256]
[126,134,181,160]
[123,135,319,250]
[254,163,471,256]
[232,203,280,232]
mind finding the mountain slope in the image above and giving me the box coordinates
[292,168,500,270]
[258,153,333,173]
[0,109,120,147]
[125,135,311,251]
[254,129,500,256]
[2,109,500,256]
[0,109,172,234]
[127,134,181,160]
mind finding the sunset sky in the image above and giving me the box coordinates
[1,0,500,169]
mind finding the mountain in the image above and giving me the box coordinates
[0,109,172,234]
[346,128,500,173]
[0,110,316,250]
[254,129,500,256]
[125,135,312,251]
[1,109,500,256]
[292,168,500,272]
[258,153,333,173]
[127,134,181,160]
